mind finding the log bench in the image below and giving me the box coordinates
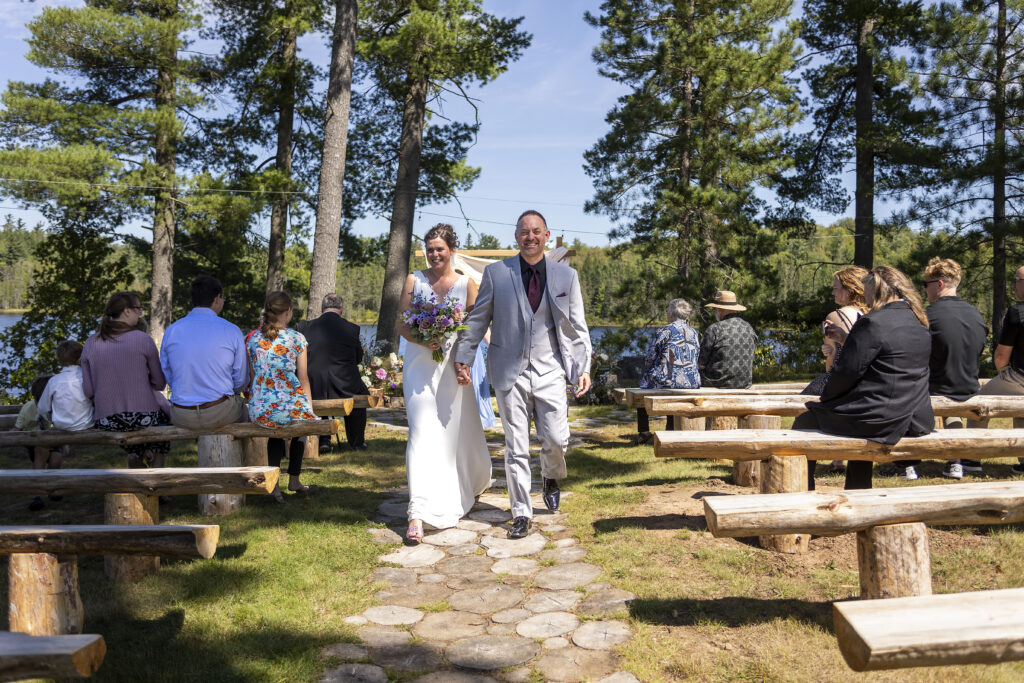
[614,384,809,409]
[0,420,338,516]
[703,481,1024,598]
[0,467,277,582]
[833,587,1024,671]
[2,524,218,636]
[655,428,1024,553]
[0,632,106,681]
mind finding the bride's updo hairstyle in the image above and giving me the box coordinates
[260,291,293,340]
[424,223,459,250]
[862,266,929,328]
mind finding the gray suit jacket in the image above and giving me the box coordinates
[453,255,592,392]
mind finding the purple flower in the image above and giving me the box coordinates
[389,381,397,389]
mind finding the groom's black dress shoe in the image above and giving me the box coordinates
[508,516,531,539]
[542,478,560,512]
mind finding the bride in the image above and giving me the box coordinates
[397,223,492,543]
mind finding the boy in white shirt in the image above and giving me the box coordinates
[33,341,93,511]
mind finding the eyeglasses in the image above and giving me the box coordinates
[923,279,940,286]
[1014,277,1024,283]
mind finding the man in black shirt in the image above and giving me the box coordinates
[966,264,1024,475]
[923,258,986,479]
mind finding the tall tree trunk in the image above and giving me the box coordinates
[266,23,297,295]
[376,74,428,352]
[307,0,358,319]
[992,0,1008,342]
[151,46,177,343]
[853,16,875,269]
[676,2,694,284]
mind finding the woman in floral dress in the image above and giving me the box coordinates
[247,291,319,501]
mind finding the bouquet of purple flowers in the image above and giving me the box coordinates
[401,292,469,362]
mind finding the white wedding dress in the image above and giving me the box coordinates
[404,272,492,528]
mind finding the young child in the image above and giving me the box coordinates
[34,341,94,511]
[17,375,62,511]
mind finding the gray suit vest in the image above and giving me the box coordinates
[526,289,564,375]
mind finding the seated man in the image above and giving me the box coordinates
[699,290,756,389]
[296,293,369,451]
[161,275,248,429]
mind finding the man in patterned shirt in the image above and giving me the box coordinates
[699,290,756,389]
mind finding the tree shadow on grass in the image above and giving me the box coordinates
[593,513,708,534]
[85,607,337,682]
[628,596,834,632]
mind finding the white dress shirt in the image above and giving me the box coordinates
[37,365,94,430]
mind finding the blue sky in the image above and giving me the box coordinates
[0,0,852,248]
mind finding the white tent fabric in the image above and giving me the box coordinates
[451,247,572,285]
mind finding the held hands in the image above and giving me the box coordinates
[454,362,472,386]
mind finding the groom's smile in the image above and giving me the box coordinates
[515,213,550,263]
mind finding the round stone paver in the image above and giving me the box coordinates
[534,647,617,682]
[320,662,387,683]
[534,563,602,590]
[467,508,511,523]
[420,573,446,584]
[475,493,511,509]
[423,528,478,546]
[369,527,403,545]
[446,635,541,670]
[578,589,636,617]
[490,557,539,576]
[487,623,516,636]
[446,572,497,590]
[379,544,445,568]
[370,567,418,587]
[480,533,547,559]
[362,605,423,626]
[413,611,488,641]
[447,543,480,557]
[515,611,579,639]
[448,584,525,614]
[523,590,581,614]
[322,643,368,661]
[411,672,500,683]
[538,547,588,565]
[437,554,493,575]
[367,644,442,671]
[554,538,577,548]
[572,621,633,650]
[374,582,452,608]
[596,673,642,683]
[491,608,530,624]
[343,615,368,626]
[543,636,570,650]
[542,525,568,533]
[377,501,408,518]
[356,625,412,648]
[457,520,492,531]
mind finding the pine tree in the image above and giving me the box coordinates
[0,0,209,341]
[903,0,1024,339]
[359,0,530,352]
[583,0,802,312]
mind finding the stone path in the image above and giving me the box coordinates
[320,468,639,682]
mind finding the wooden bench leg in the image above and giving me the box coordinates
[735,415,779,487]
[197,435,245,515]
[104,493,160,582]
[9,553,84,636]
[243,437,268,467]
[758,455,809,554]
[857,522,932,599]
[303,435,319,462]
[670,417,705,431]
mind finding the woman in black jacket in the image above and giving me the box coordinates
[796,265,934,490]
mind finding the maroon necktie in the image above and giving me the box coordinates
[527,265,542,313]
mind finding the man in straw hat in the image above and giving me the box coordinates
[699,290,757,389]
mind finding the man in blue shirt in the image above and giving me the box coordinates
[161,275,248,429]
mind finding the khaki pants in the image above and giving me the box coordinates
[966,368,1024,464]
[169,395,248,430]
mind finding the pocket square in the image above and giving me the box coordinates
[556,292,567,298]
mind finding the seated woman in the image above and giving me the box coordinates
[794,266,934,490]
[82,292,170,470]
[636,298,701,441]
[804,265,870,395]
[247,291,319,501]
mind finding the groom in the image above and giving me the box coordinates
[454,210,592,539]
